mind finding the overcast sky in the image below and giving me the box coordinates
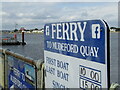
[1,2,118,30]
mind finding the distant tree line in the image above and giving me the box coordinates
[13,28,44,33]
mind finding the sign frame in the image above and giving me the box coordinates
[44,19,110,89]
[105,20,110,88]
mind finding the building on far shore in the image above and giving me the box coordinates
[110,27,120,32]
[1,30,11,34]
[28,28,44,33]
[19,27,44,33]
[1,28,44,34]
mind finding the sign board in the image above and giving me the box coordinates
[8,56,36,89]
[44,20,110,89]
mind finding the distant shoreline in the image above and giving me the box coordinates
[1,32,44,34]
[1,31,120,35]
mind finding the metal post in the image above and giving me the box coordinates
[3,49,8,88]
[0,50,5,89]
[36,60,44,89]
[2,53,5,89]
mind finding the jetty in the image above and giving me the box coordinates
[0,31,26,45]
[0,41,26,45]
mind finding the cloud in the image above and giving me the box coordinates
[1,2,118,30]
[64,4,117,26]
[2,0,62,2]
[1,11,10,17]
[1,0,120,2]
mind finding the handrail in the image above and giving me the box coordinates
[0,49,36,66]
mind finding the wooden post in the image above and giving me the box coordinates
[22,30,26,45]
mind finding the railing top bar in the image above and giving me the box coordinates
[0,49,36,66]
[6,51,36,66]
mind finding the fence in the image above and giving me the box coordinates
[0,48,120,89]
[0,49,44,89]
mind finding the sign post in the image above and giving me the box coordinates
[44,20,110,89]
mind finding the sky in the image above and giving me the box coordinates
[1,1,119,30]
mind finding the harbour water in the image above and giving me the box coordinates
[2,33,44,60]
[1,32,120,84]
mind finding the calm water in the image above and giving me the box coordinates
[2,33,44,60]
[1,32,120,84]
[110,32,119,84]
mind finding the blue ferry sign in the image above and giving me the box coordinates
[8,56,36,89]
[44,20,110,89]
